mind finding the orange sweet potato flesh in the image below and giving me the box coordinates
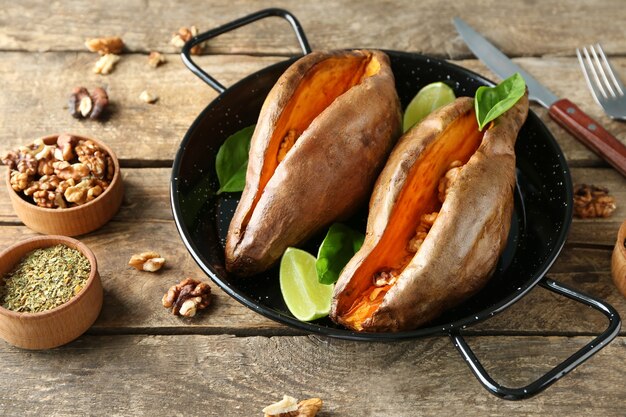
[225,50,401,276]
[331,93,529,332]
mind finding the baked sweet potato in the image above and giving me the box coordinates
[330,92,529,332]
[225,50,402,276]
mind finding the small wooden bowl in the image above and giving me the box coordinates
[6,134,124,236]
[0,236,102,349]
[611,219,626,299]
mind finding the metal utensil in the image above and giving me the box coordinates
[453,17,626,177]
[577,44,626,121]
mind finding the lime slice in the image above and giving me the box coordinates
[280,247,334,322]
[403,82,456,132]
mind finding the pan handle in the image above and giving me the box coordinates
[181,8,312,93]
[449,277,621,400]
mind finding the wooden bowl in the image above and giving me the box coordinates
[0,235,102,349]
[5,134,124,236]
[611,219,626,299]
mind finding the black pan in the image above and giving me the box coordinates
[170,9,620,400]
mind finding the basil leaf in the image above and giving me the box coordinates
[474,73,526,131]
[316,223,365,285]
[215,125,255,194]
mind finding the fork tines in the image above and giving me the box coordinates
[577,44,625,103]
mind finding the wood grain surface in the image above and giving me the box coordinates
[1,1,626,415]
[1,335,625,416]
[0,54,625,164]
[2,0,626,58]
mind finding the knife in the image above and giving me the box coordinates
[453,17,626,177]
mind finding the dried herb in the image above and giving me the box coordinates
[0,245,91,313]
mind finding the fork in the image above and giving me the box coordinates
[576,44,626,121]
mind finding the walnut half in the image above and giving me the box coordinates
[263,396,323,417]
[69,87,109,119]
[85,36,124,55]
[573,184,617,218]
[128,251,166,272]
[162,278,211,317]
[170,26,203,55]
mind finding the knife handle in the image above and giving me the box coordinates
[549,99,626,177]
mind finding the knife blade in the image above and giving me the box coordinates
[454,17,626,177]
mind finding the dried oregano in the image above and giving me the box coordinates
[0,245,90,313]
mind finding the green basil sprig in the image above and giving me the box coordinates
[474,73,526,131]
[316,223,365,285]
[215,125,255,194]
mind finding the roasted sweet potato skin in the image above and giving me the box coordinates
[225,50,402,276]
[331,92,530,332]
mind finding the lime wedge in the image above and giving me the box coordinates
[280,247,334,322]
[403,82,456,132]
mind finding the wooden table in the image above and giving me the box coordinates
[1,1,625,415]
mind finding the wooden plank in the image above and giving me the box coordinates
[0,52,626,166]
[0,334,625,416]
[0,52,281,164]
[3,166,623,247]
[0,222,623,335]
[0,52,625,164]
[2,0,626,58]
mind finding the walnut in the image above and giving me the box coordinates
[69,87,109,119]
[5,135,112,208]
[37,159,55,176]
[75,140,107,178]
[32,190,57,208]
[139,90,158,104]
[86,184,103,202]
[54,161,90,181]
[69,87,90,119]
[2,150,18,161]
[373,270,398,287]
[1,151,19,169]
[93,53,120,75]
[64,178,94,205]
[16,153,37,176]
[162,278,211,317]
[407,211,439,253]
[148,51,166,68]
[38,174,61,191]
[85,36,124,55]
[128,251,166,272]
[95,178,110,191]
[263,396,323,417]
[32,189,66,209]
[23,180,40,196]
[54,134,77,161]
[574,184,617,218]
[278,130,298,162]
[9,171,30,192]
[54,192,67,208]
[90,88,109,119]
[57,178,76,195]
[438,160,463,203]
[170,26,202,55]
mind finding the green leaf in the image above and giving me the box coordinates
[316,223,365,285]
[474,73,526,131]
[215,125,255,194]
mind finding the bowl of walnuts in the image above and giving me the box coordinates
[2,134,123,236]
